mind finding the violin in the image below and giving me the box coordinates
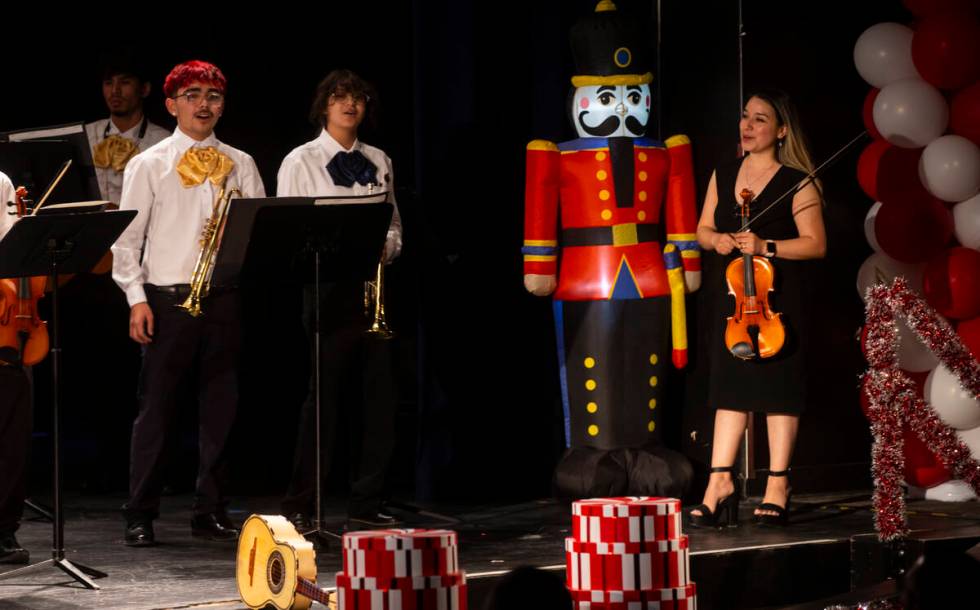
[0,187,50,365]
[723,188,784,360]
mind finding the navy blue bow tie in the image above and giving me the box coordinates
[326,150,378,187]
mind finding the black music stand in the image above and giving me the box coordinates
[213,195,392,544]
[0,208,136,589]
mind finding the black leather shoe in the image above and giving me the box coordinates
[191,512,239,541]
[124,521,156,547]
[288,512,313,534]
[0,532,29,564]
[347,510,400,528]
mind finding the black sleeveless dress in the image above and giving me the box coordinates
[704,158,811,414]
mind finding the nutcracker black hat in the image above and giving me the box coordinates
[570,0,653,87]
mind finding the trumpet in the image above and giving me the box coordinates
[179,183,241,317]
[364,259,394,339]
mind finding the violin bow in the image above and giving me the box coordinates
[30,159,73,215]
[740,130,868,232]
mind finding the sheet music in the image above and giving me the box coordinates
[5,122,86,142]
[313,192,388,206]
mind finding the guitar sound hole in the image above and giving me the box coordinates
[267,550,285,594]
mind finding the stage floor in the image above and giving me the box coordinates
[2,490,979,609]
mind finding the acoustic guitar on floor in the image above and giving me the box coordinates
[237,514,335,609]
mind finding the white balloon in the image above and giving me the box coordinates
[874,78,949,148]
[864,202,884,252]
[953,193,980,250]
[896,319,940,372]
[919,135,980,203]
[925,364,980,429]
[923,479,978,502]
[856,252,925,301]
[957,425,980,459]
[853,23,919,88]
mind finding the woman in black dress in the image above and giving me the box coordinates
[688,90,826,527]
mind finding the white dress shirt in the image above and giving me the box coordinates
[111,128,266,307]
[85,117,170,204]
[0,171,17,240]
[277,129,402,260]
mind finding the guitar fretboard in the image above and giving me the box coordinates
[297,577,332,606]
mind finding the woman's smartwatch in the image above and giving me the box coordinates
[764,240,777,258]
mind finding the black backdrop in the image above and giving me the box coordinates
[2,0,911,505]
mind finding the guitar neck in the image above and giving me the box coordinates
[296,577,332,606]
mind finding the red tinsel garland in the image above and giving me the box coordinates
[862,277,980,541]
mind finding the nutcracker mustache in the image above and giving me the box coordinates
[624,115,646,137]
[578,112,620,137]
[577,113,647,138]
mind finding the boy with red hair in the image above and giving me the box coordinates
[112,60,265,547]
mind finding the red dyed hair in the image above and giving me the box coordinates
[163,60,227,98]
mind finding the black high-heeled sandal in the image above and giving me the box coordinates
[754,469,792,526]
[687,466,740,529]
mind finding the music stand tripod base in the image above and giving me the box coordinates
[0,556,108,589]
[0,209,135,589]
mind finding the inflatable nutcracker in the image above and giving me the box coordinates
[523,1,701,498]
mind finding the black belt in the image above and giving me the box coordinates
[145,284,235,297]
[145,283,192,296]
[562,223,661,247]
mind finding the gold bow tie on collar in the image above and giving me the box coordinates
[176,146,235,188]
[92,135,139,172]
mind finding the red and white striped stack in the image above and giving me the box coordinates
[336,529,467,610]
[566,497,696,610]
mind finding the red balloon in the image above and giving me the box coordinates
[875,194,953,263]
[905,370,930,395]
[857,140,890,201]
[950,81,980,147]
[923,247,980,319]
[859,374,871,416]
[956,316,980,359]
[903,0,980,18]
[858,376,951,488]
[911,12,980,90]
[876,146,930,209]
[903,423,952,488]
[862,88,882,140]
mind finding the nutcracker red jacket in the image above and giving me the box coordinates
[523,135,700,301]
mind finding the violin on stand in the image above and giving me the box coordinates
[723,188,784,360]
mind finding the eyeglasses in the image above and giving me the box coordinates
[172,89,225,105]
[328,93,370,106]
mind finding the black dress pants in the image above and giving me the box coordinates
[0,365,31,534]
[123,287,241,522]
[282,281,396,518]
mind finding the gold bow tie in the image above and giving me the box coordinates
[176,146,235,188]
[92,135,139,172]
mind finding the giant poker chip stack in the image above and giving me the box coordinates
[336,529,467,610]
[567,497,696,610]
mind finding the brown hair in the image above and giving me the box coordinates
[748,89,824,202]
[309,69,378,129]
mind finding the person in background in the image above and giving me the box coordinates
[85,52,169,205]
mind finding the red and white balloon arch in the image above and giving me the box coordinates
[854,0,980,534]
